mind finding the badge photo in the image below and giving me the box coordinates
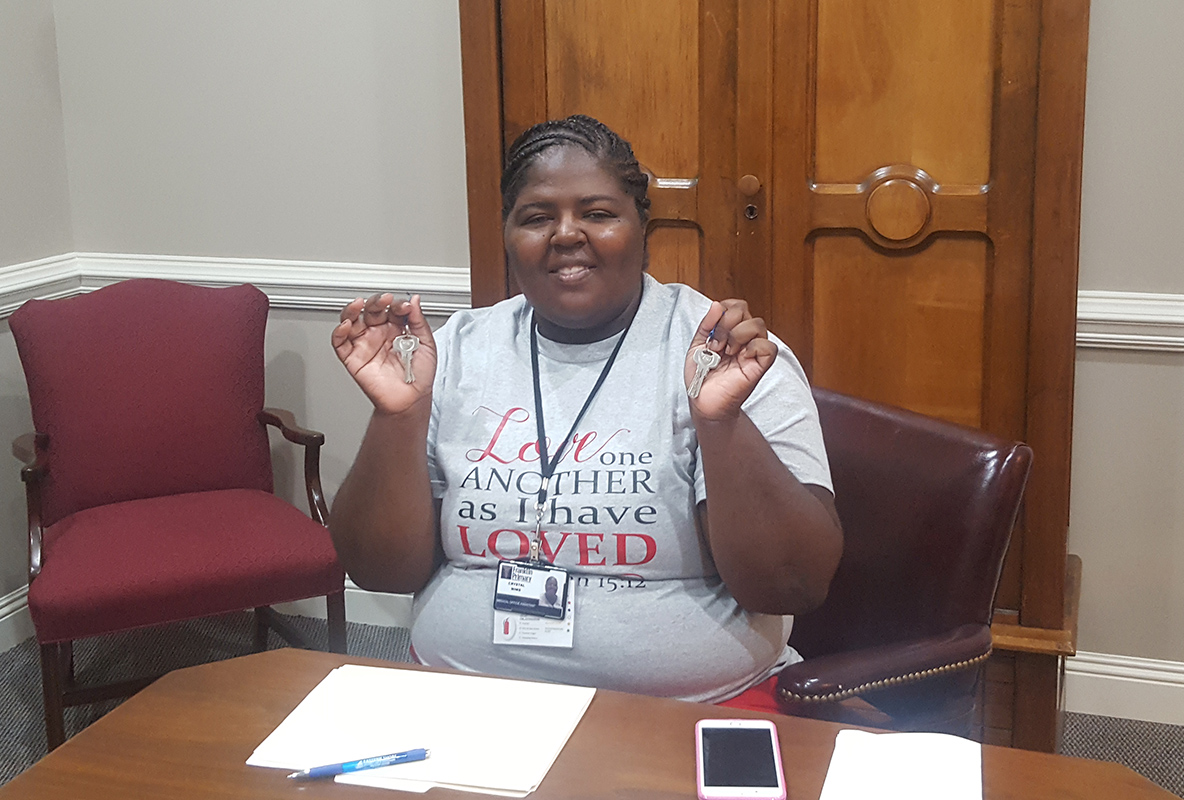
[493,561,569,620]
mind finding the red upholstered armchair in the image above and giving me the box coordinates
[775,388,1032,737]
[10,279,346,751]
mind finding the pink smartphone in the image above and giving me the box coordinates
[695,718,787,800]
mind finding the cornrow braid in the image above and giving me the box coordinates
[501,114,651,225]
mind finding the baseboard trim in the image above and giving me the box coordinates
[272,581,413,629]
[0,581,411,657]
[1064,651,1184,726]
[0,587,34,653]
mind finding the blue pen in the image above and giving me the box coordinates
[286,747,430,781]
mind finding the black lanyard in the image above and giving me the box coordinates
[527,311,632,561]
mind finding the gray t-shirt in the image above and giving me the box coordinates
[411,275,832,703]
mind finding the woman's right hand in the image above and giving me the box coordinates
[332,293,437,415]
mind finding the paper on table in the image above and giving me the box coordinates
[819,729,982,800]
[247,664,595,797]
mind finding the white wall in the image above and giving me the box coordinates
[0,0,73,266]
[1069,0,1184,658]
[1059,0,1184,722]
[51,0,469,266]
[1077,0,1184,293]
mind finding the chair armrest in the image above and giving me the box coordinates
[13,432,48,480]
[258,408,325,447]
[12,433,49,581]
[257,408,329,526]
[777,623,993,704]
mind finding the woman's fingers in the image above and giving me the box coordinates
[691,301,725,348]
[699,299,768,357]
[721,317,769,355]
[706,300,756,350]
[402,294,432,339]
[741,336,778,369]
[362,292,397,326]
[339,297,365,324]
[331,317,354,351]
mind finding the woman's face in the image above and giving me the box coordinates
[504,146,646,343]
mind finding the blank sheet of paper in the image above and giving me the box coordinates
[247,664,595,797]
[819,729,982,800]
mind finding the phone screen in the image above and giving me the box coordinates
[700,727,780,788]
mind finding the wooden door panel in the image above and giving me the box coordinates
[776,0,1030,433]
[645,224,702,287]
[540,0,706,289]
[815,0,996,185]
[501,0,743,300]
[544,1,701,177]
[811,234,987,428]
[776,0,1040,626]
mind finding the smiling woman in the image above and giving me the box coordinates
[503,145,646,343]
[328,115,843,705]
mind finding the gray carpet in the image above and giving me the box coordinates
[0,611,410,785]
[1,618,1182,796]
[1062,711,1184,797]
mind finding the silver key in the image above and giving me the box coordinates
[687,346,721,399]
[394,332,419,384]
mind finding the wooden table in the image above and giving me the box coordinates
[0,649,1172,799]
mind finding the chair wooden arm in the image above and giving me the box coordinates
[12,432,49,581]
[257,409,329,526]
[258,408,324,447]
[776,623,993,704]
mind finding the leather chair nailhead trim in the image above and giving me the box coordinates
[777,649,992,704]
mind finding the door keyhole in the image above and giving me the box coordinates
[744,204,758,220]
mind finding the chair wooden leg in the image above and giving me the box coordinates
[39,642,67,752]
[326,590,347,654]
[253,607,270,652]
[59,641,75,688]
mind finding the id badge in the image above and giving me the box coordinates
[494,573,576,649]
[493,561,568,619]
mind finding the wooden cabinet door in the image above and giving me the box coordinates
[460,0,1087,751]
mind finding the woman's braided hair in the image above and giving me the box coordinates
[501,114,651,225]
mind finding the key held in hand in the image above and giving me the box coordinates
[687,345,721,399]
[394,333,420,384]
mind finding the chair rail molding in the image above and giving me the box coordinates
[0,253,472,318]
[1077,290,1184,352]
[4,255,1183,352]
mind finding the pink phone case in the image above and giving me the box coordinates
[695,719,787,800]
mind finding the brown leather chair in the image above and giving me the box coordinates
[776,388,1032,737]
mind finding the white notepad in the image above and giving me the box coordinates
[819,729,983,800]
[247,664,596,797]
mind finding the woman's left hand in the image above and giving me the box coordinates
[685,300,777,420]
